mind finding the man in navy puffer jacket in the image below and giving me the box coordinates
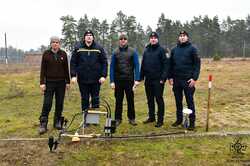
[169,31,201,131]
[140,32,169,128]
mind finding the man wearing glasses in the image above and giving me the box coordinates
[110,33,140,127]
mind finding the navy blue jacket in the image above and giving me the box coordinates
[140,43,169,81]
[70,41,108,84]
[169,41,200,81]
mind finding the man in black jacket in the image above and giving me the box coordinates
[169,31,201,130]
[70,30,108,112]
[140,32,169,127]
[39,36,70,134]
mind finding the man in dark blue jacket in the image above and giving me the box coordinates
[70,30,108,111]
[140,32,169,127]
[169,31,201,131]
[110,33,140,127]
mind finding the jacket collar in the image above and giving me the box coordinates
[82,41,95,48]
[49,48,61,54]
[177,41,191,47]
[146,42,160,49]
[119,44,128,51]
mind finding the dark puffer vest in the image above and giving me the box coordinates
[114,46,135,81]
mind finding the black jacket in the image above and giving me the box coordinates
[140,43,169,81]
[70,41,108,84]
[169,41,200,81]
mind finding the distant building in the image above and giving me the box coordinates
[23,52,42,65]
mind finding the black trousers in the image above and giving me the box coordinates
[78,83,100,111]
[114,80,135,121]
[173,78,196,123]
[40,81,66,120]
[145,79,165,123]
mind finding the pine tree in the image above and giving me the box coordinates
[77,14,90,40]
[60,15,77,51]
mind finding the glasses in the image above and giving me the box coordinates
[119,38,127,40]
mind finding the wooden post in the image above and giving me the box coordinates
[206,75,212,132]
[5,33,8,65]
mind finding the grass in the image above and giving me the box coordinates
[0,59,250,165]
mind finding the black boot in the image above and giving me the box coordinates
[188,121,195,131]
[171,120,182,127]
[54,116,62,130]
[115,119,122,127]
[155,121,163,128]
[129,119,137,126]
[39,116,48,135]
[143,118,155,124]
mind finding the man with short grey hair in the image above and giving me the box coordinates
[39,36,70,134]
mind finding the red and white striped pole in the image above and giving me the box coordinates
[206,75,212,132]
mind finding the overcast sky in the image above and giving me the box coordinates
[0,0,249,51]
